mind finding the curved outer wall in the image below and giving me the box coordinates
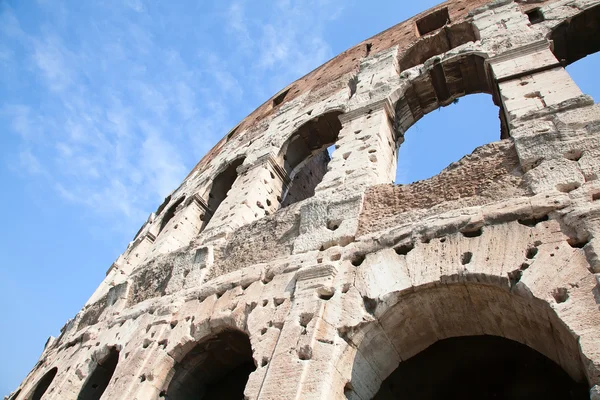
[8,0,600,399]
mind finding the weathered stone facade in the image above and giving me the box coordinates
[9,0,600,398]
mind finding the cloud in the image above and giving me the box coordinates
[18,149,45,176]
[2,0,350,242]
[31,35,76,92]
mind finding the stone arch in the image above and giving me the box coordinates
[277,110,344,207]
[158,195,186,235]
[391,52,503,139]
[399,19,479,72]
[201,156,246,229]
[163,329,256,400]
[342,281,590,400]
[550,4,600,66]
[387,51,511,185]
[27,367,58,400]
[77,347,119,400]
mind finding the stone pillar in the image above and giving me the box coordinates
[256,263,342,399]
[200,155,290,242]
[290,104,398,254]
[317,103,398,195]
[151,194,207,255]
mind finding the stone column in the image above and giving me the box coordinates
[200,155,290,242]
[292,104,398,254]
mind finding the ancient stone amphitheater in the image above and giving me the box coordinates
[9,0,600,399]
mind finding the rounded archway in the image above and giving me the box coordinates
[165,329,256,400]
[277,111,343,207]
[29,367,58,400]
[77,347,119,400]
[343,282,589,400]
[373,335,587,399]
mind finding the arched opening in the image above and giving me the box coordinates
[395,94,501,184]
[373,335,588,399]
[393,53,506,185]
[29,367,58,400]
[165,329,256,400]
[549,5,600,103]
[550,4,600,67]
[77,347,119,400]
[344,283,589,400]
[202,157,245,229]
[400,21,478,71]
[279,111,343,207]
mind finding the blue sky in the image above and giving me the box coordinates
[0,0,599,396]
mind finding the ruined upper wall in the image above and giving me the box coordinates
[185,0,560,178]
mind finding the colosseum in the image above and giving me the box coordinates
[8,0,600,398]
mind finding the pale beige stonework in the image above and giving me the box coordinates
[9,0,600,399]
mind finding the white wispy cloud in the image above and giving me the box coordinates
[2,0,349,243]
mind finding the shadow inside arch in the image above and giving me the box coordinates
[344,282,590,400]
[164,329,256,400]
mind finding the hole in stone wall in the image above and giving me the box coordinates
[394,242,414,256]
[327,219,341,231]
[567,237,588,248]
[461,251,473,265]
[526,247,539,259]
[395,93,500,185]
[461,227,483,238]
[526,8,545,24]
[165,330,255,400]
[416,7,450,37]
[351,253,366,267]
[272,89,290,108]
[552,287,569,303]
[77,347,119,400]
[226,125,239,142]
[279,112,343,208]
[30,367,58,400]
[363,296,377,315]
[518,214,549,227]
[202,157,246,229]
[371,336,588,399]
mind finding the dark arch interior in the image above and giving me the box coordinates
[165,330,256,400]
[30,367,58,400]
[400,21,477,72]
[202,157,245,228]
[77,348,119,400]
[550,4,600,66]
[370,335,588,400]
[159,196,186,234]
[280,111,343,207]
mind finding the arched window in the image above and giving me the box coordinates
[77,347,119,400]
[550,5,600,102]
[279,111,343,207]
[165,330,255,399]
[550,4,600,67]
[29,367,58,400]
[202,157,245,229]
[372,336,587,399]
[395,94,500,184]
[394,53,506,186]
[343,283,589,400]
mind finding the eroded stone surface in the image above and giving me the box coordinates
[9,0,600,399]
